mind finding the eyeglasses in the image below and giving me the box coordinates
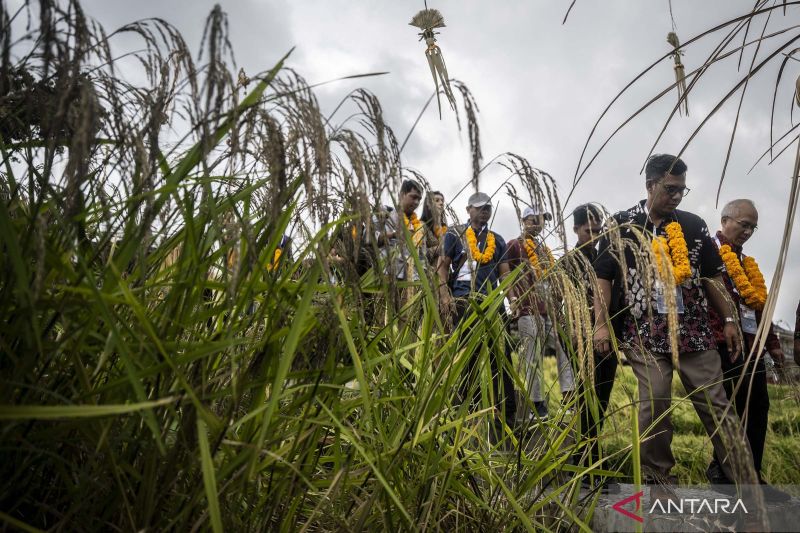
[660,183,691,198]
[727,217,758,232]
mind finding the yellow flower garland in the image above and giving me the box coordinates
[652,221,692,285]
[718,244,767,310]
[523,238,553,279]
[465,226,496,264]
[404,212,424,248]
[435,225,448,238]
[267,247,282,271]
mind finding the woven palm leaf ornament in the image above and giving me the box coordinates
[409,7,457,119]
[667,31,689,116]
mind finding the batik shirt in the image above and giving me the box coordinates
[594,200,724,354]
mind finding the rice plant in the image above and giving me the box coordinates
[2,1,797,532]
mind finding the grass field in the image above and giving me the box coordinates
[539,355,800,485]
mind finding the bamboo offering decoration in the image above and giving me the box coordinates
[667,31,689,116]
[409,8,457,119]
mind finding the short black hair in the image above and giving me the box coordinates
[645,154,687,183]
[573,203,603,226]
[400,179,423,195]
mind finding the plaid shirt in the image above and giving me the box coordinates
[594,201,723,354]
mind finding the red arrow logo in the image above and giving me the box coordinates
[612,490,644,523]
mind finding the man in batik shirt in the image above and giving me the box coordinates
[593,154,754,491]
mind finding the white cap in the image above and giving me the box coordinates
[522,205,552,221]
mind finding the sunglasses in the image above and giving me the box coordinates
[660,183,691,198]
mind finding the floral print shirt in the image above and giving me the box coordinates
[594,201,724,354]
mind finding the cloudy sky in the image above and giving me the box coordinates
[75,0,800,325]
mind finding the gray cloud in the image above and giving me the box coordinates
[81,0,799,325]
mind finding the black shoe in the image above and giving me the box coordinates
[533,401,549,420]
[706,460,731,485]
[760,481,792,503]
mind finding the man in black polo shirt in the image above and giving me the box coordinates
[438,192,516,434]
[571,203,620,492]
[592,154,754,490]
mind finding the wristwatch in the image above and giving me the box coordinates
[723,317,736,324]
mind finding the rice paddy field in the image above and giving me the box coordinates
[539,357,800,486]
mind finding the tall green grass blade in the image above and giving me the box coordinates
[197,416,224,533]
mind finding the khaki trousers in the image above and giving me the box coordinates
[627,348,755,484]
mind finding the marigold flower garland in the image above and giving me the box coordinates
[523,238,554,278]
[465,226,496,264]
[404,213,424,247]
[435,225,448,238]
[652,221,692,285]
[267,248,282,271]
[718,245,767,310]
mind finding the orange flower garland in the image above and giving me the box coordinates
[267,247,282,271]
[465,226,496,264]
[404,213,424,247]
[523,238,554,279]
[435,225,448,238]
[652,221,692,285]
[718,245,767,310]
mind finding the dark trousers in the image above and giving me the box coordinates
[454,298,516,425]
[715,343,769,475]
[577,352,618,468]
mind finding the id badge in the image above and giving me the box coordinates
[655,281,685,315]
[740,304,757,334]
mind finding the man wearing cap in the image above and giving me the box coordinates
[438,192,516,432]
[506,205,575,423]
[592,154,754,492]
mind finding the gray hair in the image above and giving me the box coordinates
[721,199,757,219]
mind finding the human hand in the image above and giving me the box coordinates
[439,288,455,318]
[593,323,612,355]
[724,322,742,362]
[769,348,785,369]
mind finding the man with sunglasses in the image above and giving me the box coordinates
[592,154,755,494]
[705,199,790,500]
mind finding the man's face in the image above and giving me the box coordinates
[648,172,687,216]
[467,204,492,226]
[574,218,603,246]
[522,215,544,237]
[721,203,758,247]
[401,188,422,215]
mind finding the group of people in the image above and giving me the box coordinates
[366,153,796,499]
